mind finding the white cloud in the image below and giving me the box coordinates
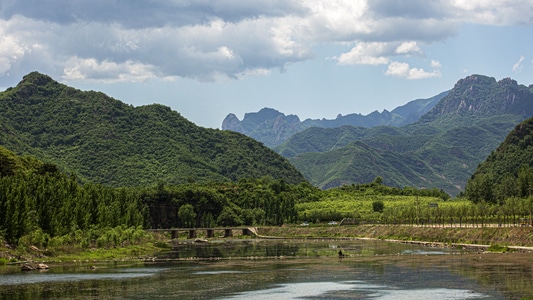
[337,42,391,65]
[385,61,441,80]
[0,34,27,74]
[62,57,160,83]
[450,0,533,25]
[431,60,442,68]
[395,41,422,55]
[512,55,525,73]
[0,0,531,83]
[337,41,424,66]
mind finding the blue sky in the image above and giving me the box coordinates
[0,1,532,128]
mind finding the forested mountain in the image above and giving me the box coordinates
[0,72,306,187]
[279,75,533,195]
[222,91,447,147]
[465,115,533,203]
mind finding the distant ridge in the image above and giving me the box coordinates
[278,74,533,195]
[222,91,448,147]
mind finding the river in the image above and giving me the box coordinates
[0,239,531,299]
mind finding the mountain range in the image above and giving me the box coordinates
[226,75,533,196]
[3,72,532,197]
[222,91,448,148]
[0,72,306,187]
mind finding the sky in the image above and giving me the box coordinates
[0,1,532,129]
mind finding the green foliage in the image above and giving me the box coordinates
[217,206,243,227]
[142,178,317,228]
[0,152,148,244]
[178,204,196,228]
[42,225,150,251]
[278,75,533,196]
[487,244,509,253]
[372,200,384,213]
[0,72,306,188]
[465,116,533,203]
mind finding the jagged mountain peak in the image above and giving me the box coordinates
[277,74,533,195]
[420,75,533,124]
[221,113,243,132]
[222,93,446,147]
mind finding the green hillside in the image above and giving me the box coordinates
[465,116,533,203]
[278,75,533,195]
[0,72,306,187]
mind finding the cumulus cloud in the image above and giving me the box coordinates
[62,57,162,83]
[337,41,423,66]
[395,41,422,55]
[385,61,441,80]
[337,42,392,65]
[0,35,25,74]
[0,0,531,84]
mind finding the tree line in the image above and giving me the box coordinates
[0,155,319,245]
[3,142,533,249]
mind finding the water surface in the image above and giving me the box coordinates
[0,239,530,299]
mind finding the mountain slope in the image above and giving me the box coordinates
[281,75,533,195]
[465,115,533,202]
[289,141,440,190]
[222,91,447,147]
[0,72,306,187]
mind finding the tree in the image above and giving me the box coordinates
[518,166,533,197]
[372,200,384,213]
[465,173,495,203]
[178,204,196,228]
[217,206,242,227]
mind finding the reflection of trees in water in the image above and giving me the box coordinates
[169,242,301,258]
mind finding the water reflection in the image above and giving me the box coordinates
[0,268,164,285]
[0,239,530,299]
[227,281,489,300]
[165,239,468,260]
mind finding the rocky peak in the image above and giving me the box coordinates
[421,75,533,123]
[242,108,286,125]
[498,77,518,87]
[221,113,244,132]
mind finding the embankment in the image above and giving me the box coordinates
[256,225,533,249]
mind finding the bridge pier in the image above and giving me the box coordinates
[224,229,233,237]
[149,227,255,240]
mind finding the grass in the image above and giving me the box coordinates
[487,244,510,253]
[257,224,533,248]
[0,231,171,264]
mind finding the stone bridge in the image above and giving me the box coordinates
[148,227,258,239]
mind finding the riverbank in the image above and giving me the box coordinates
[3,224,533,266]
[256,224,533,250]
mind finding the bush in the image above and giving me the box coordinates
[18,228,50,248]
[372,200,384,213]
